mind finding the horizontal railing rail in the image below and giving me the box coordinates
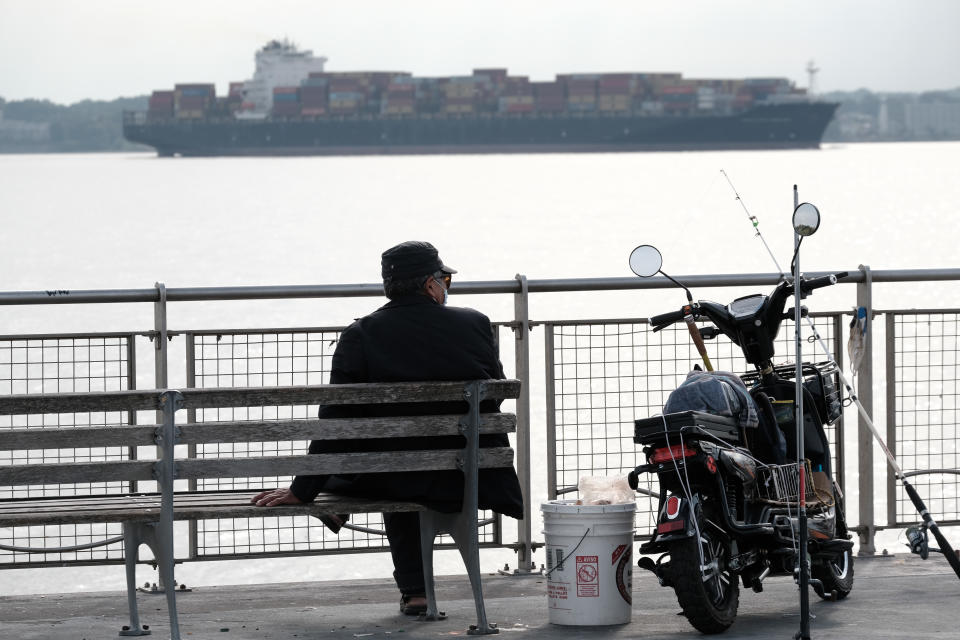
[5,268,960,305]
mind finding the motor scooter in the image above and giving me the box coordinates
[626,208,854,634]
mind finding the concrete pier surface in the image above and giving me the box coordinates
[1,554,957,639]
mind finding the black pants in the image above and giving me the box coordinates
[383,511,424,596]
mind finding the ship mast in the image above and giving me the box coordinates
[805,60,820,98]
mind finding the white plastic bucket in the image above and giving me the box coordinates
[541,499,636,625]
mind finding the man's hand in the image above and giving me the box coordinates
[251,487,303,507]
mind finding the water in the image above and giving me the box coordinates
[1,142,958,595]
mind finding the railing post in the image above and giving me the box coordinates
[154,282,169,389]
[185,333,199,561]
[885,313,898,529]
[126,334,139,494]
[544,324,557,500]
[856,265,876,555]
[831,314,846,493]
[512,274,535,572]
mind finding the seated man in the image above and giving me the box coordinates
[252,240,524,615]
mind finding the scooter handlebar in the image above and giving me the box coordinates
[800,271,848,293]
[649,308,686,330]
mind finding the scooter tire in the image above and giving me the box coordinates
[669,531,739,634]
[812,548,854,600]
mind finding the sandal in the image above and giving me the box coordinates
[399,594,427,616]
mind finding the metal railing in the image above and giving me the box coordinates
[2,267,960,571]
[542,313,843,536]
[0,332,137,566]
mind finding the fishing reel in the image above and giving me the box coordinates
[906,525,930,559]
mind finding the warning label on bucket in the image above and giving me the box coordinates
[576,555,599,597]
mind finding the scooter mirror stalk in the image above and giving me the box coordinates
[629,244,694,302]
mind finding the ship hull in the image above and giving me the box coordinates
[124,103,838,157]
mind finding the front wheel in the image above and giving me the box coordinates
[813,548,854,600]
[669,525,739,634]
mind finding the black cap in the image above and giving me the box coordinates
[381,241,457,281]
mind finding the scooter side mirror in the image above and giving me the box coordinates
[793,203,821,237]
[629,244,663,278]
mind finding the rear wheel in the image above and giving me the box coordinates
[669,525,739,634]
[813,482,854,600]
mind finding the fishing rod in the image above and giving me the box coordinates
[720,170,960,580]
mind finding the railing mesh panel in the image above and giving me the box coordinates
[0,335,134,566]
[892,313,960,526]
[547,316,840,536]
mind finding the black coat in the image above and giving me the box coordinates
[289,294,524,519]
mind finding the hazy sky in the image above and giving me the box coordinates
[2,1,958,104]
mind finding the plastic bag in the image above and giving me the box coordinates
[578,475,635,505]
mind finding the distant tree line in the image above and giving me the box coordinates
[1,89,958,153]
[0,95,148,152]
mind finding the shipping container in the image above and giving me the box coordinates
[387,82,415,94]
[330,78,361,93]
[473,68,508,83]
[599,75,631,91]
[301,86,328,104]
[329,91,364,101]
[498,95,534,113]
[175,83,216,95]
[533,82,565,98]
[598,95,630,112]
[176,96,207,109]
[535,95,567,112]
[566,80,597,97]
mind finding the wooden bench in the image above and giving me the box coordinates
[0,379,520,639]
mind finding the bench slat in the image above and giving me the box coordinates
[178,380,520,409]
[0,390,160,416]
[178,412,517,444]
[0,492,426,527]
[0,448,515,486]
[0,425,157,450]
[0,413,516,451]
[175,448,516,480]
[0,380,518,416]
[0,460,156,485]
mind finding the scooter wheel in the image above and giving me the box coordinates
[669,529,739,633]
[812,548,854,600]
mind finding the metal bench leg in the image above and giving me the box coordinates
[153,525,181,640]
[417,510,447,621]
[447,511,498,635]
[120,522,151,637]
[122,522,181,640]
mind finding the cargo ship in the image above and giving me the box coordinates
[123,40,838,156]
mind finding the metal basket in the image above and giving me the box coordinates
[757,461,832,507]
